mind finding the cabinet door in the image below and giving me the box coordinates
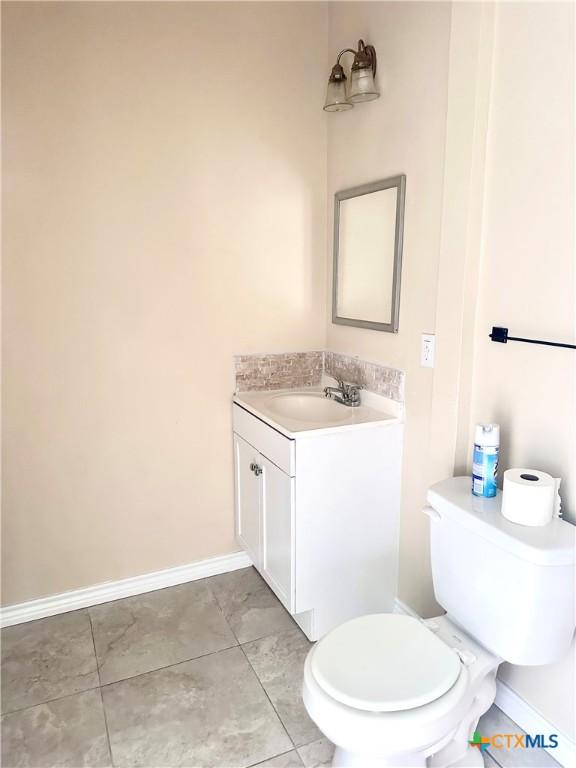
[260,456,295,613]
[233,434,261,569]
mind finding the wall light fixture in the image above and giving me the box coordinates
[323,39,379,112]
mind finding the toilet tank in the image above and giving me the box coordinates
[427,477,575,665]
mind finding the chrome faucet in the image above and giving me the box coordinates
[324,378,362,407]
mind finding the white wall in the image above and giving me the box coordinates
[326,0,575,744]
[326,1,452,616]
[465,0,575,741]
[3,0,573,745]
[1,1,328,605]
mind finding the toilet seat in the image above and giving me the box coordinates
[303,639,471,762]
[310,614,462,712]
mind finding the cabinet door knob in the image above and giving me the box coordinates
[250,462,263,476]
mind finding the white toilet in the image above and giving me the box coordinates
[302,476,575,768]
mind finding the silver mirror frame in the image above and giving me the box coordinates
[332,174,406,333]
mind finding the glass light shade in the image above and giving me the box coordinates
[323,80,353,112]
[348,67,379,103]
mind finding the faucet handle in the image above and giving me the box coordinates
[344,382,362,404]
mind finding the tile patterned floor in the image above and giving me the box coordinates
[0,567,561,768]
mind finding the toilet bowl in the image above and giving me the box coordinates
[303,613,499,768]
[302,477,576,768]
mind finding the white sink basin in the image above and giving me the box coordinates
[267,392,351,424]
[234,387,399,435]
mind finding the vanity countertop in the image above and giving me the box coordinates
[233,386,402,438]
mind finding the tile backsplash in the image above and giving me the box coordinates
[324,351,404,403]
[234,351,404,402]
[233,351,323,392]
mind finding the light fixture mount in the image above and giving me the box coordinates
[350,40,377,78]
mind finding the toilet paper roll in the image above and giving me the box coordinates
[501,469,561,527]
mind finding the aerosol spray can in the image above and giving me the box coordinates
[472,424,500,497]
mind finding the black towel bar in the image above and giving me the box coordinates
[489,326,576,350]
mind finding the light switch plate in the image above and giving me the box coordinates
[421,333,435,368]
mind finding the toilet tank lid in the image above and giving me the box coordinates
[427,477,575,566]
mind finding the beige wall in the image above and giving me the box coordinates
[1,1,328,604]
[3,0,574,744]
[464,1,575,741]
[326,0,575,742]
[326,1,452,616]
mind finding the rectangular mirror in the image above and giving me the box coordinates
[332,175,406,332]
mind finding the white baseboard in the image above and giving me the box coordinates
[495,679,574,768]
[0,551,252,628]
[393,600,574,768]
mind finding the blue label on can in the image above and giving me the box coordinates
[472,445,499,497]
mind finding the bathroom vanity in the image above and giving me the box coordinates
[232,387,403,640]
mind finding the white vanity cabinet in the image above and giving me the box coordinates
[233,434,262,570]
[233,433,295,612]
[232,399,403,641]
